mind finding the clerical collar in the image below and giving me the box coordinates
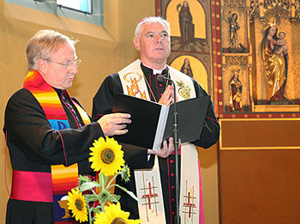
[53,88,69,101]
[54,88,65,96]
[140,62,168,75]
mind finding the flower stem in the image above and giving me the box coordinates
[106,172,120,188]
[88,205,92,224]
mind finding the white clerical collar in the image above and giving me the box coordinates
[142,62,167,75]
[153,69,163,74]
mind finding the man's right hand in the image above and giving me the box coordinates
[147,137,179,158]
[97,113,131,136]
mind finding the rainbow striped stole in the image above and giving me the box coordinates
[24,70,90,223]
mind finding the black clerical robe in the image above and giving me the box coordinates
[92,63,220,224]
[4,88,103,224]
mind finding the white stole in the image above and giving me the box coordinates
[118,59,201,224]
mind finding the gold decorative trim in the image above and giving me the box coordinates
[223,0,246,8]
[249,0,300,23]
[223,53,249,66]
[254,105,300,112]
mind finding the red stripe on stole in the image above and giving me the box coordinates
[39,103,67,120]
[52,178,78,194]
[24,72,51,90]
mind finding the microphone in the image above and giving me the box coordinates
[156,74,166,83]
[157,73,181,224]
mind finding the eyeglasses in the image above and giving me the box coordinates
[43,59,81,69]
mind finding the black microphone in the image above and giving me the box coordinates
[157,74,175,88]
[156,73,181,224]
[156,74,167,83]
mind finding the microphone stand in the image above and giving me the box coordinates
[157,75,181,224]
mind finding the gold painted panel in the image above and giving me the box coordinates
[220,0,300,115]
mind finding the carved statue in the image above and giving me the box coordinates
[261,24,288,103]
[274,31,288,57]
[229,69,242,111]
[228,11,240,49]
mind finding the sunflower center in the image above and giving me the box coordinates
[99,191,109,200]
[75,198,84,211]
[101,148,115,164]
[111,217,127,224]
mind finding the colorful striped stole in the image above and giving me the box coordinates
[24,70,91,223]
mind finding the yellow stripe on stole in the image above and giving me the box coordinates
[74,103,91,125]
[32,92,58,101]
[51,164,78,185]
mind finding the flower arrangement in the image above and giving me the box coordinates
[67,136,142,224]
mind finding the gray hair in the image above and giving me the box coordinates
[134,17,171,38]
[26,30,78,71]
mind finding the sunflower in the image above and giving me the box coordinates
[98,188,111,203]
[67,188,88,223]
[121,165,131,183]
[89,136,125,176]
[94,202,142,224]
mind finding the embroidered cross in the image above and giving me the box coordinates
[141,182,158,209]
[140,174,160,221]
[182,184,197,223]
[183,191,196,218]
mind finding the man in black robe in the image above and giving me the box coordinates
[4,30,133,224]
[92,17,220,224]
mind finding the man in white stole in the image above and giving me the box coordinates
[92,17,220,224]
[118,59,203,224]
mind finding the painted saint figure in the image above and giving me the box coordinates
[180,58,194,78]
[178,1,194,45]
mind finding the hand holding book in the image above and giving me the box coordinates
[97,112,131,136]
[112,93,210,151]
[147,137,179,158]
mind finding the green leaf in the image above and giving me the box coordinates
[80,182,99,192]
[84,194,99,202]
[92,207,101,214]
[110,194,121,202]
[115,184,139,202]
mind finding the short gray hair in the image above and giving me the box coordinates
[26,30,78,71]
[134,17,171,38]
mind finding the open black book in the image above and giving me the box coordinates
[112,93,210,151]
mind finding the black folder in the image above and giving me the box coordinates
[112,93,210,150]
